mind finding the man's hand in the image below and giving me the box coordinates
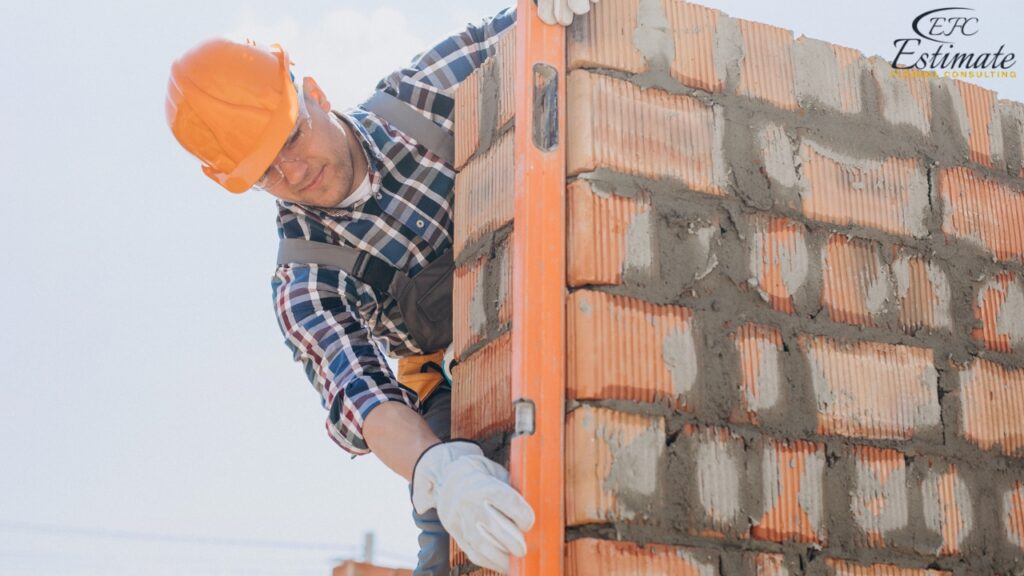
[412,441,535,574]
[537,0,598,26]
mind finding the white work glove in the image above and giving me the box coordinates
[537,0,599,26]
[412,441,535,574]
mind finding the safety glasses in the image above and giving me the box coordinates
[253,83,313,192]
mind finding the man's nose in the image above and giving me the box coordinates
[278,158,308,187]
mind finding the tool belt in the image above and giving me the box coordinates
[397,349,448,401]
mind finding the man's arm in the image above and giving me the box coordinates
[272,263,416,456]
[371,7,518,130]
[363,401,439,481]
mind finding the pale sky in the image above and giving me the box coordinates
[0,1,1019,574]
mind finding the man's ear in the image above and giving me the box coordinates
[302,76,331,112]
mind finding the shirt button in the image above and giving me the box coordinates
[374,193,382,200]
[416,219,425,228]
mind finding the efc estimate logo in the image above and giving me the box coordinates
[890,7,1017,79]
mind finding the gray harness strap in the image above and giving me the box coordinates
[278,237,358,271]
[277,238,398,298]
[361,91,455,165]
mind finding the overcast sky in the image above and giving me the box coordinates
[0,1,1019,574]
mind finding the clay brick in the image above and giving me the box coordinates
[452,129,514,260]
[495,235,512,328]
[567,0,644,75]
[793,37,864,114]
[947,79,1003,168]
[940,166,1024,263]
[568,0,726,93]
[332,561,412,576]
[850,446,909,548]
[825,558,951,576]
[833,45,867,115]
[453,257,486,359]
[821,235,892,327]
[731,323,784,424]
[748,553,792,576]
[921,460,973,556]
[448,541,500,576]
[869,57,932,135]
[748,215,810,314]
[494,27,516,130]
[453,64,481,170]
[566,538,717,576]
[892,251,952,333]
[567,70,726,195]
[1005,481,1024,550]
[568,289,697,406]
[799,140,929,238]
[752,438,826,544]
[450,331,513,440]
[452,27,515,170]
[684,425,747,537]
[972,271,1024,353]
[736,18,798,110]
[666,0,725,93]
[958,358,1024,457]
[567,179,654,287]
[801,335,940,440]
[566,405,665,525]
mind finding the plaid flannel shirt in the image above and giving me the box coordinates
[271,7,516,456]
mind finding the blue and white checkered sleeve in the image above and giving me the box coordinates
[373,6,517,123]
[271,264,416,456]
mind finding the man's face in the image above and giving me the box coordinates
[259,77,363,208]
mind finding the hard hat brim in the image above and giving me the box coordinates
[204,45,299,194]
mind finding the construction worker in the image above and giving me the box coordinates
[164,1,596,574]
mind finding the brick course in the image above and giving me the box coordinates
[801,335,940,441]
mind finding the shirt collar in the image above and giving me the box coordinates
[332,109,385,180]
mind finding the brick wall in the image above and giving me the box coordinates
[450,1,1024,574]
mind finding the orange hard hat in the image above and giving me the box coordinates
[165,38,299,193]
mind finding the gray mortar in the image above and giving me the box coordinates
[794,231,826,319]
[664,324,699,400]
[1000,100,1024,177]
[714,13,743,97]
[869,58,931,136]
[989,97,1006,170]
[633,0,674,74]
[992,472,1024,574]
[662,425,753,542]
[468,259,487,336]
[476,56,501,155]
[598,417,666,522]
[942,78,974,155]
[793,36,842,112]
[758,122,799,189]
[929,78,972,166]
[996,279,1024,349]
[622,210,655,284]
